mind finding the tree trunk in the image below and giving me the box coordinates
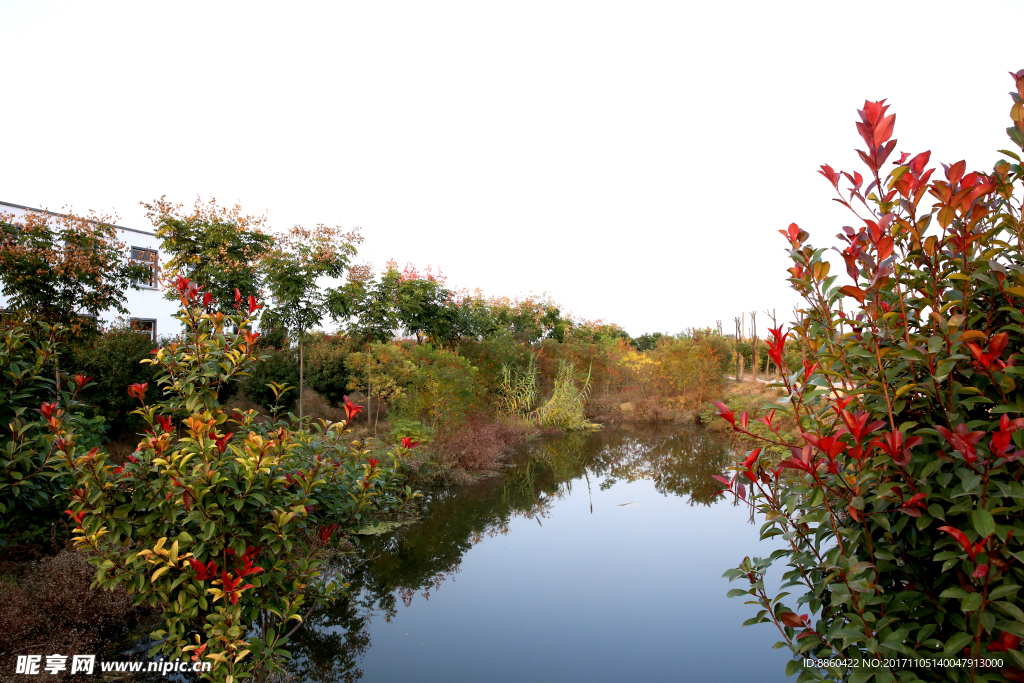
[374,397,381,437]
[772,308,777,378]
[299,338,304,420]
[734,317,741,381]
[750,311,757,383]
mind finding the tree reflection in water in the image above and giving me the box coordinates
[286,426,732,682]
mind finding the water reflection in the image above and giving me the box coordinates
[587,429,734,504]
[288,427,733,682]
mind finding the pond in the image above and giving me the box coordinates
[289,426,793,682]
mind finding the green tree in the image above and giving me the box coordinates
[261,224,361,418]
[143,196,275,312]
[0,207,152,330]
[396,273,452,345]
[448,291,501,340]
[346,267,401,344]
[455,330,533,394]
[345,342,417,432]
[486,294,575,343]
[1,320,67,546]
[633,332,665,352]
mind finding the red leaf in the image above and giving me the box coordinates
[818,166,840,189]
[938,526,978,561]
[877,140,897,168]
[966,342,985,363]
[857,149,876,172]
[991,332,1009,357]
[877,236,894,261]
[757,409,777,429]
[874,114,896,146]
[910,151,931,174]
[1000,668,1024,682]
[742,448,761,470]
[127,383,149,401]
[839,285,866,303]
[711,401,736,427]
[948,160,966,185]
[343,395,364,423]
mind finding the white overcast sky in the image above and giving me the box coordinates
[2,1,1021,336]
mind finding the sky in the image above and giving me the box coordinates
[2,1,1021,337]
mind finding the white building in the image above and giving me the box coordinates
[0,200,181,339]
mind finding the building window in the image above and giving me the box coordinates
[131,318,157,341]
[131,247,159,288]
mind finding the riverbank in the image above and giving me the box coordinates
[219,380,758,483]
[699,377,795,464]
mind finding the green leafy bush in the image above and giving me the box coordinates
[69,322,160,438]
[243,329,299,412]
[456,331,533,396]
[304,334,356,407]
[401,344,483,432]
[345,342,418,426]
[651,332,731,406]
[717,79,1024,682]
[0,321,98,547]
[389,418,433,445]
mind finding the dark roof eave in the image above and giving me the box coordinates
[0,200,156,237]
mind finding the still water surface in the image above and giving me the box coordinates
[290,427,792,682]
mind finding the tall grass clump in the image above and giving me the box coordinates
[535,360,597,431]
[496,355,538,416]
